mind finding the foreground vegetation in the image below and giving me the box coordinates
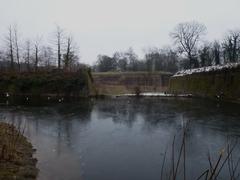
[0,122,38,180]
[161,120,240,180]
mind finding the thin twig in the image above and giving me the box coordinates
[161,146,168,180]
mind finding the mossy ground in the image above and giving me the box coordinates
[0,122,38,180]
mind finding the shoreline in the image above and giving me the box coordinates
[0,122,38,179]
[0,92,239,105]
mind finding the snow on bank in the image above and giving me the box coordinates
[116,92,192,97]
[173,62,240,77]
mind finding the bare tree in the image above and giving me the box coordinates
[55,25,64,69]
[113,52,128,72]
[96,55,117,72]
[34,38,41,71]
[170,21,206,68]
[62,35,80,71]
[63,36,72,71]
[41,46,54,70]
[212,40,221,65]
[24,40,31,71]
[0,50,5,71]
[222,30,240,63]
[144,47,178,73]
[125,47,138,71]
[6,26,14,70]
[13,25,21,71]
[198,43,213,67]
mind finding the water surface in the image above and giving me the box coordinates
[1,98,240,180]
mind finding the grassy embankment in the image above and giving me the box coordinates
[0,69,96,98]
[0,122,38,179]
[93,71,173,95]
[169,67,240,102]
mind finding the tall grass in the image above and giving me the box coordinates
[0,120,26,161]
[160,119,240,180]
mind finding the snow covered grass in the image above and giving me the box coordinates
[173,62,240,77]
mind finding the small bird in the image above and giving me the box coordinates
[6,92,10,97]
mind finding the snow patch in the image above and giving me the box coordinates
[116,92,192,97]
[173,63,240,77]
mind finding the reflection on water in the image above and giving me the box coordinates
[0,98,240,180]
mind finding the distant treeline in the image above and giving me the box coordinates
[93,21,240,73]
[92,47,178,73]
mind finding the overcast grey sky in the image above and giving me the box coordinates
[0,0,240,64]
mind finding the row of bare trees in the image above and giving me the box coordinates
[93,21,240,72]
[0,25,81,72]
[171,21,240,69]
[2,22,238,73]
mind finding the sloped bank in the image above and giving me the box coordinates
[0,122,38,179]
[169,63,240,102]
[0,69,96,98]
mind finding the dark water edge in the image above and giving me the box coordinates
[0,97,240,180]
